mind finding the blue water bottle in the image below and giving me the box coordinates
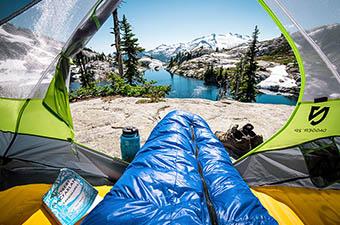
[120,126,140,162]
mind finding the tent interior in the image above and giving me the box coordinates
[0,0,339,224]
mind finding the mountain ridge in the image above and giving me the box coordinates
[146,33,251,62]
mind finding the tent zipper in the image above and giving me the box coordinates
[191,125,218,225]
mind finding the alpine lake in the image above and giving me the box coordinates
[144,69,297,106]
[71,69,297,106]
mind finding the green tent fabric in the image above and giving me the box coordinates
[238,0,340,158]
[235,0,340,191]
[0,0,126,190]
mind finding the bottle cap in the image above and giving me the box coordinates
[122,126,139,135]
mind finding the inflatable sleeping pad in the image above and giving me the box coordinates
[82,110,277,225]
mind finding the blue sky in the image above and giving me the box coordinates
[87,0,282,54]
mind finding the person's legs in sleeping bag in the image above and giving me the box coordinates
[82,111,277,225]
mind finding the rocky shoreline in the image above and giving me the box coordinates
[71,97,294,158]
[167,59,300,96]
[161,34,301,96]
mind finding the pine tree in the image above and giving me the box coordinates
[203,64,216,85]
[168,57,175,68]
[75,52,86,77]
[80,69,95,88]
[112,9,123,76]
[217,67,224,82]
[100,52,106,61]
[217,67,229,100]
[120,15,145,85]
[74,51,95,88]
[230,58,245,100]
[238,26,259,102]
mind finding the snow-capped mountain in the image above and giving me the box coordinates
[0,23,63,71]
[146,33,250,62]
[0,23,63,98]
[166,23,340,95]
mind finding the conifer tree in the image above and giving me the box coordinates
[80,69,95,88]
[75,51,95,88]
[238,25,259,102]
[217,67,229,100]
[230,58,245,100]
[120,15,145,85]
[75,52,86,77]
[203,64,216,84]
[112,9,123,76]
[168,57,175,68]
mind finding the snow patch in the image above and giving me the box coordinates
[139,57,164,70]
[257,65,297,91]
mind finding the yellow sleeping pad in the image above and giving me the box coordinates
[252,186,340,225]
[0,184,112,225]
[1,184,339,225]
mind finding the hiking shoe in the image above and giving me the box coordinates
[215,123,263,159]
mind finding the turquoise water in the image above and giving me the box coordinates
[256,93,297,106]
[144,69,220,100]
[144,69,297,106]
[70,69,297,105]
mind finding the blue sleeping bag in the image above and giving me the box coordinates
[82,111,277,225]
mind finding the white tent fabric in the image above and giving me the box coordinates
[263,0,340,101]
[0,0,95,99]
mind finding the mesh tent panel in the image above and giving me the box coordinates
[0,0,95,99]
[263,0,340,101]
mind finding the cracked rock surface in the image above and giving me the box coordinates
[71,97,294,158]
